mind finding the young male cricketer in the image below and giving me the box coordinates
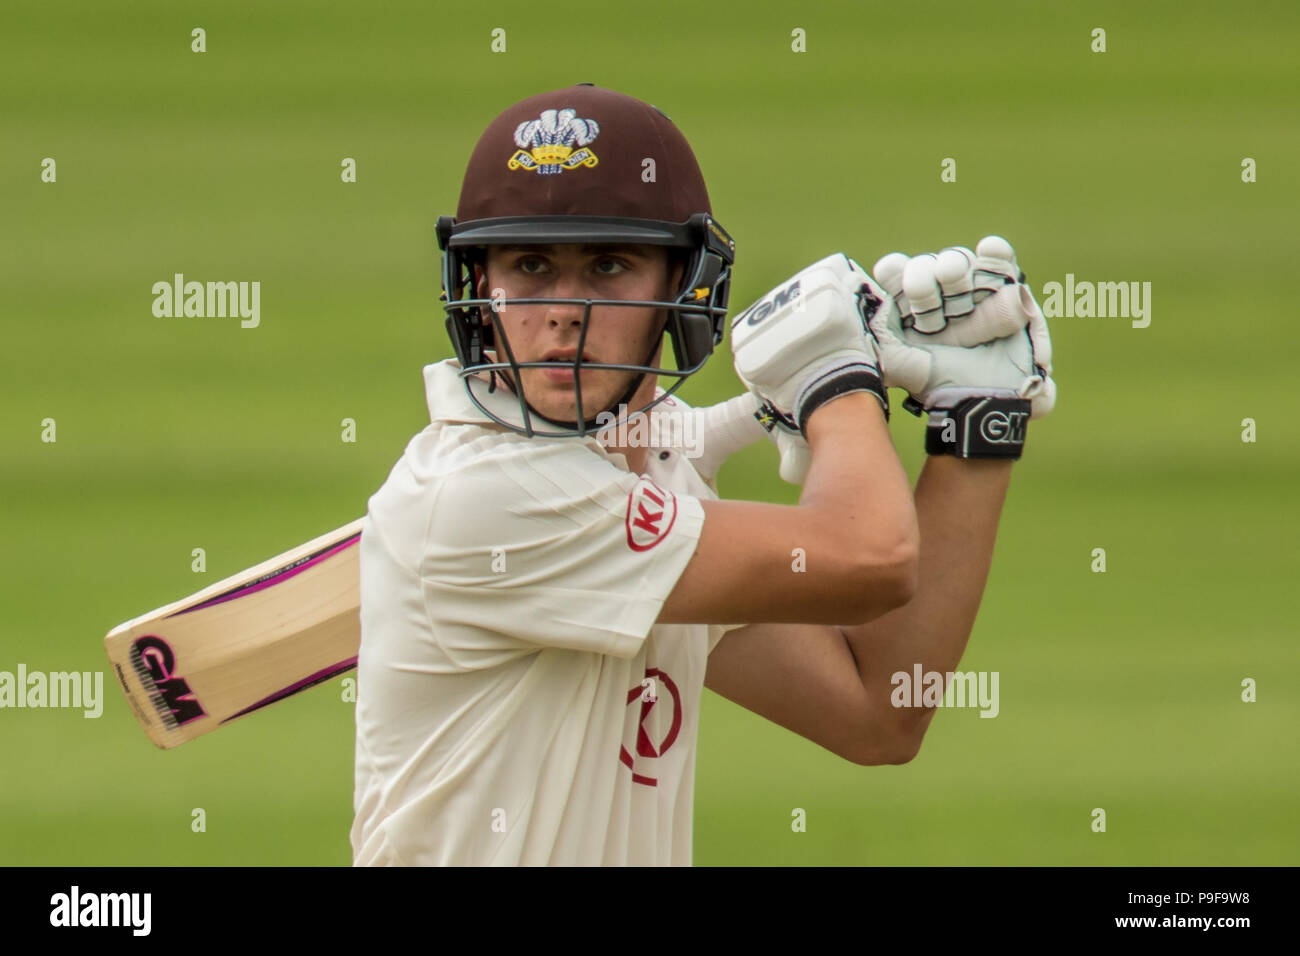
[350,84,1056,866]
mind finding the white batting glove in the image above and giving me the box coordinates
[754,395,813,486]
[867,240,1055,460]
[731,253,890,483]
[872,236,1038,347]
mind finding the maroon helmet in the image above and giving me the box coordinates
[436,83,735,437]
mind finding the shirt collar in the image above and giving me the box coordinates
[423,358,523,427]
[422,358,688,470]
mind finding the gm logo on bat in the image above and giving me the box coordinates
[131,635,205,727]
[980,410,1028,444]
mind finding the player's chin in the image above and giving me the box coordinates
[520,370,629,424]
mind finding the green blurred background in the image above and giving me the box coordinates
[2,0,1296,865]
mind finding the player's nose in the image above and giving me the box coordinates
[544,270,593,327]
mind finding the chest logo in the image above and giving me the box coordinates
[620,667,683,787]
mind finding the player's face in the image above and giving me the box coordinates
[478,244,679,423]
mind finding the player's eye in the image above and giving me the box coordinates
[516,256,548,274]
[593,257,628,276]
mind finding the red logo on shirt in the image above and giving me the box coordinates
[619,667,682,787]
[625,477,678,552]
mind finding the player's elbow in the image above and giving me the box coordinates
[847,697,929,766]
[884,538,920,609]
[850,729,923,766]
[886,730,924,765]
[785,515,918,625]
[841,533,918,621]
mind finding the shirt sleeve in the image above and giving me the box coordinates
[706,622,746,654]
[421,440,704,660]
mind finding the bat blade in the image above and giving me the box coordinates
[104,519,364,748]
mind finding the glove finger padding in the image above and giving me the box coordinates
[935,246,975,319]
[971,235,1021,301]
[872,252,913,328]
[937,284,1035,347]
[902,254,946,333]
[874,237,1038,348]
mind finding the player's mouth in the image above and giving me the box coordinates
[538,349,599,383]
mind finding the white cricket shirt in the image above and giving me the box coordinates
[351,359,737,866]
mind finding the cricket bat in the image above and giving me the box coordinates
[104,519,364,749]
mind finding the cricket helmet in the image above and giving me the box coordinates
[436,83,736,437]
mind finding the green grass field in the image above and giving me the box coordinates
[2,0,1296,865]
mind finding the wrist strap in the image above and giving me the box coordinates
[924,397,1030,459]
[795,362,888,436]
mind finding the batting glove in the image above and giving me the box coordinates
[867,239,1055,460]
[872,235,1039,347]
[731,253,889,483]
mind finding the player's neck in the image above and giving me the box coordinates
[613,443,649,475]
[600,422,651,475]
[596,377,658,476]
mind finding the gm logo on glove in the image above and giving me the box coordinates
[980,410,1028,444]
[740,279,801,326]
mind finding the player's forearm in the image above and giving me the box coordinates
[840,455,1012,749]
[801,394,919,616]
[661,394,916,627]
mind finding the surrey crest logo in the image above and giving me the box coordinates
[509,108,600,175]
